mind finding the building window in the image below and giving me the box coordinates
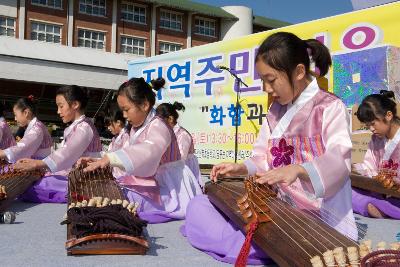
[31,0,62,9]
[194,17,216,37]
[121,2,146,24]
[159,42,182,54]
[160,10,182,31]
[78,29,105,50]
[0,17,15,37]
[120,36,145,55]
[31,21,61,43]
[79,0,106,17]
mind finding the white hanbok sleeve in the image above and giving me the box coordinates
[302,100,352,198]
[107,137,116,152]
[353,139,379,177]
[177,130,192,160]
[107,119,171,177]
[4,125,43,163]
[43,123,94,173]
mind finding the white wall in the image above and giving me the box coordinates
[0,0,17,17]
[0,37,139,89]
[0,55,127,89]
[220,6,253,41]
[0,37,138,70]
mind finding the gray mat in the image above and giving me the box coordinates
[0,201,398,267]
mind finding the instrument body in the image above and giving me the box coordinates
[66,166,148,255]
[205,179,356,267]
[350,173,400,199]
[0,162,43,212]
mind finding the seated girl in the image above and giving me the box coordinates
[15,85,102,203]
[80,77,202,223]
[0,96,52,163]
[181,32,357,265]
[0,102,16,150]
[352,90,400,219]
[156,102,203,188]
[104,102,131,178]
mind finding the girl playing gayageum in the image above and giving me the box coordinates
[15,85,102,203]
[81,78,202,223]
[352,90,400,219]
[181,32,357,265]
[0,96,52,163]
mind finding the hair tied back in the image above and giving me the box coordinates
[150,77,166,92]
[380,90,395,99]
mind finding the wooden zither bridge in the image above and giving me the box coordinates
[206,177,400,267]
[64,165,149,255]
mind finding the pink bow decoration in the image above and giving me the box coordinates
[270,138,294,168]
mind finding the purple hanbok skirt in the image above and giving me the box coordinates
[352,188,400,219]
[186,154,204,188]
[124,187,176,224]
[20,175,68,203]
[180,195,272,265]
[123,160,203,224]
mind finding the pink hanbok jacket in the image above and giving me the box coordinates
[107,111,181,188]
[106,110,202,203]
[0,117,16,150]
[43,115,102,173]
[4,117,52,162]
[107,127,130,179]
[244,79,357,240]
[173,124,194,160]
[354,130,400,184]
[173,124,202,186]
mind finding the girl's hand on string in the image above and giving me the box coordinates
[83,156,110,172]
[14,159,44,172]
[77,157,98,167]
[210,163,247,182]
[255,164,308,186]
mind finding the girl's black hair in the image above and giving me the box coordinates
[356,90,400,123]
[117,77,165,107]
[105,103,126,125]
[14,95,37,115]
[56,85,88,111]
[156,102,185,123]
[256,32,332,86]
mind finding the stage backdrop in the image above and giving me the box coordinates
[128,2,400,164]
